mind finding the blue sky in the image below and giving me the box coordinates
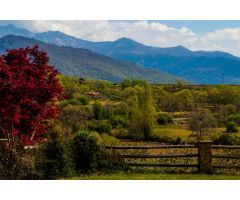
[1,20,240,56]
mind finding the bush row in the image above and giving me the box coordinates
[0,131,125,180]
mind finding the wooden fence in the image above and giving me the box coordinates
[106,141,240,173]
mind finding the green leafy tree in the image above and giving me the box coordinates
[189,107,217,141]
[92,101,105,120]
[129,82,156,139]
[175,89,194,111]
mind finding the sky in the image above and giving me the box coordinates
[1,20,240,56]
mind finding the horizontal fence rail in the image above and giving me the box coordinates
[213,165,240,169]
[121,154,198,159]
[212,155,240,159]
[127,163,198,168]
[212,145,240,149]
[105,145,197,149]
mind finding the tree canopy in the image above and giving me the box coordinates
[0,46,63,146]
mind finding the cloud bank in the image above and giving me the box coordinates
[1,20,240,56]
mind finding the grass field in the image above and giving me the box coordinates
[68,172,240,180]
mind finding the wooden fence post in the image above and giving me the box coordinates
[198,141,212,173]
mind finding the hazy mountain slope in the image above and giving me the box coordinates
[0,24,33,38]
[0,35,181,83]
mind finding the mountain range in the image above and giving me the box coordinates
[0,34,180,83]
[1,24,240,84]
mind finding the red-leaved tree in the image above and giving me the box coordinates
[0,46,64,147]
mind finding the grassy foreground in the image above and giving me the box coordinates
[67,172,240,180]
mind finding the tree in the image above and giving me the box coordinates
[189,107,216,141]
[129,82,156,139]
[59,105,91,133]
[93,101,105,120]
[0,46,63,147]
[175,89,194,111]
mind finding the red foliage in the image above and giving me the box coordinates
[0,46,64,146]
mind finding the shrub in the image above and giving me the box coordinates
[86,120,112,134]
[225,104,237,115]
[213,133,240,145]
[60,98,81,107]
[93,101,105,120]
[110,115,129,128]
[72,131,100,172]
[85,119,98,131]
[157,114,173,125]
[113,102,130,116]
[73,93,89,105]
[149,128,191,144]
[226,121,238,133]
[101,133,119,145]
[14,150,41,180]
[89,131,103,145]
[38,137,74,179]
[95,120,112,134]
[228,114,240,126]
[149,134,183,144]
[111,127,130,139]
[0,145,40,180]
[72,130,125,173]
[78,96,89,105]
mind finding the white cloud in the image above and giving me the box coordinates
[1,20,240,56]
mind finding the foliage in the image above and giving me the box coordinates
[60,98,81,107]
[59,105,91,133]
[0,145,39,179]
[85,119,112,134]
[89,131,103,145]
[0,46,63,146]
[189,108,217,141]
[111,128,130,139]
[150,127,192,144]
[38,137,74,179]
[101,133,119,145]
[72,131,124,173]
[175,89,194,111]
[95,120,112,134]
[157,114,173,125]
[93,101,105,120]
[213,133,240,145]
[78,95,89,105]
[72,131,100,172]
[110,115,129,128]
[226,121,238,133]
[129,82,156,139]
[228,114,240,126]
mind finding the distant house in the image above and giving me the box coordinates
[85,92,100,97]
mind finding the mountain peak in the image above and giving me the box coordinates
[114,37,138,43]
[174,45,189,50]
[38,30,68,36]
